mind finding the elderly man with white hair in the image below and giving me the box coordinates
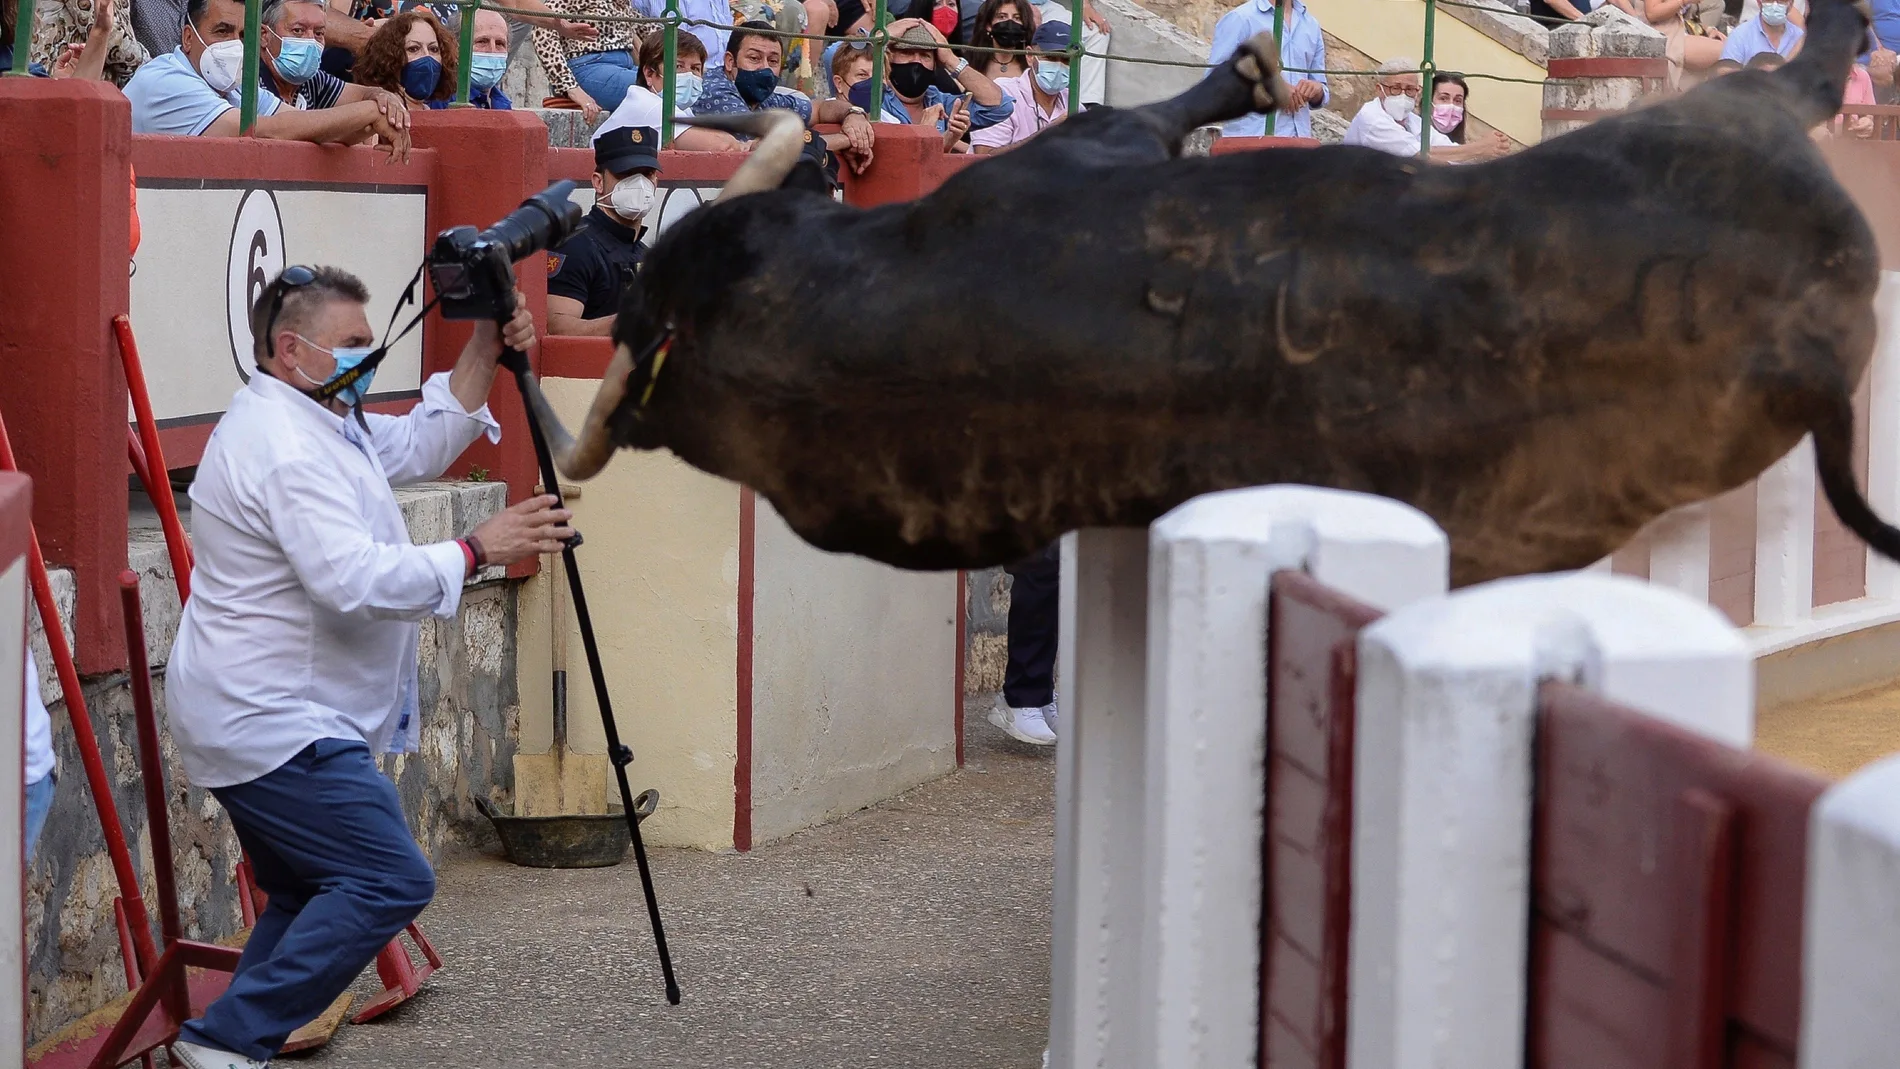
[1344,56,1442,156]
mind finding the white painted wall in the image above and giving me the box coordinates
[0,557,22,1069]
[1801,752,1900,1069]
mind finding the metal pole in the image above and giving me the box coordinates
[662,0,679,146]
[1420,0,1436,158]
[1265,0,1283,135]
[868,0,886,121]
[7,0,35,75]
[1067,0,1082,117]
[455,0,474,103]
[241,0,261,133]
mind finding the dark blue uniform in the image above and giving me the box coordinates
[545,207,649,320]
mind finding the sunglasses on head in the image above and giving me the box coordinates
[257,264,318,351]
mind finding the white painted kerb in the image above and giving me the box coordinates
[1800,753,1900,1069]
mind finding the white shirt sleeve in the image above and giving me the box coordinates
[1343,101,1426,157]
[260,457,470,622]
[362,371,503,487]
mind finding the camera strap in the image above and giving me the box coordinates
[313,260,439,418]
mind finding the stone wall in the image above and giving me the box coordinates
[25,481,515,1043]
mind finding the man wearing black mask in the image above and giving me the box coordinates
[859,20,1012,151]
[695,20,877,169]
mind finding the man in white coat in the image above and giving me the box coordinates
[165,265,572,1069]
[1343,56,1447,157]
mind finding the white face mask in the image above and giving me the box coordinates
[192,25,248,94]
[606,174,657,221]
[1381,92,1415,122]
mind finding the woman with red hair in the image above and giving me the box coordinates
[354,9,457,108]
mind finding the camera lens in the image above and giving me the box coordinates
[481,181,584,263]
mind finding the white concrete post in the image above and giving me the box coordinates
[1865,271,1900,601]
[1049,528,1151,1069]
[1755,438,1818,626]
[1647,502,1712,603]
[1799,752,1900,1068]
[0,553,25,1069]
[1136,487,1447,1069]
[1350,574,1752,1069]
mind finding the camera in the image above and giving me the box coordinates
[428,180,584,321]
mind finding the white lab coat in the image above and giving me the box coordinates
[1343,98,1452,158]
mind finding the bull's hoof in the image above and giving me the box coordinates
[1232,32,1294,117]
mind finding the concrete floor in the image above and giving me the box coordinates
[1757,680,1900,780]
[281,705,1055,1069]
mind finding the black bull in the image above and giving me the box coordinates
[523,0,1900,588]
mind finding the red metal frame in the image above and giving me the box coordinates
[349,926,444,1024]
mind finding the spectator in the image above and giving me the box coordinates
[547,126,659,337]
[1426,72,1513,163]
[972,20,1068,154]
[630,0,732,66]
[258,0,409,122]
[458,7,512,109]
[28,0,148,84]
[854,20,1012,150]
[1868,44,1900,104]
[1208,0,1327,139]
[320,0,595,84]
[594,29,745,150]
[126,0,410,156]
[1343,56,1435,157]
[531,0,657,119]
[1720,1,1803,64]
[1644,0,1728,88]
[1029,0,1106,107]
[1746,49,1787,69]
[991,544,1059,747]
[1876,0,1900,53]
[831,34,871,97]
[968,0,1035,80]
[353,9,454,109]
[925,0,962,40]
[697,21,878,170]
[22,649,54,865]
[1709,56,1743,74]
[1833,59,1876,137]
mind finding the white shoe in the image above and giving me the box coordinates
[171,1040,270,1069]
[1042,693,1060,738]
[989,702,1057,746]
[1042,1049,1050,1068]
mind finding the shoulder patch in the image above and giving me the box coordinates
[804,129,813,143]
[546,252,565,275]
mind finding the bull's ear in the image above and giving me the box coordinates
[781,158,837,196]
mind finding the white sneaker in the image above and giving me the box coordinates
[1042,1049,1050,1068]
[171,1040,270,1069]
[988,701,1057,746]
[1042,693,1060,738]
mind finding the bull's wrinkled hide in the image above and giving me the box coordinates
[577,5,1891,586]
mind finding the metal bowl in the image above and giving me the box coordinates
[474,790,658,869]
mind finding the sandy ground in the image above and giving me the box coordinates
[1756,681,1900,780]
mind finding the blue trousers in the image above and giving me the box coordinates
[24,772,53,864]
[567,50,642,111]
[180,739,435,1060]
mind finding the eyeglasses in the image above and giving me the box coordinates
[1379,81,1422,98]
[258,264,318,349]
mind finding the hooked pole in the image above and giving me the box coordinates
[240,0,261,133]
[1067,0,1083,117]
[455,0,475,103]
[662,0,680,145]
[1420,0,1437,158]
[868,0,887,121]
[1265,0,1284,136]
[6,0,34,74]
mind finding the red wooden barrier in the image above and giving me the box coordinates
[1261,571,1381,1069]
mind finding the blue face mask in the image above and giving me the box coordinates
[734,66,778,106]
[847,77,876,110]
[1034,62,1069,95]
[469,51,508,89]
[401,55,443,99]
[293,335,380,408]
[675,70,703,109]
[271,33,323,84]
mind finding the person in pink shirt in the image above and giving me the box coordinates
[1835,60,1876,137]
[971,20,1070,154]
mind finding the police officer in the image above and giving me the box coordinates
[546,125,660,336]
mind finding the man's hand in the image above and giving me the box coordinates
[1291,78,1324,108]
[1872,47,1898,88]
[367,87,410,133]
[468,289,537,360]
[471,495,576,566]
[841,109,875,159]
[1083,1,1110,34]
[557,18,600,39]
[89,0,116,43]
[920,101,944,128]
[369,108,413,164]
[942,95,970,150]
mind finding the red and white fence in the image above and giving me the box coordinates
[0,472,31,1069]
[1048,485,1900,1069]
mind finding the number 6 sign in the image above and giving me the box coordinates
[225,189,286,383]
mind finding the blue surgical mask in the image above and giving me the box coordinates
[469,50,508,89]
[847,77,876,110]
[293,335,380,408]
[402,55,443,99]
[271,33,323,84]
[1034,62,1069,95]
[734,66,778,106]
[675,70,703,109]
[1761,1,1788,24]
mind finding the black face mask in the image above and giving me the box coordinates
[989,20,1028,49]
[890,60,935,99]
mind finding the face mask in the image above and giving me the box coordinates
[271,33,323,84]
[931,5,959,35]
[734,66,779,105]
[1430,102,1463,133]
[402,55,443,99]
[193,27,246,94]
[1761,1,1788,24]
[292,335,379,408]
[469,51,507,89]
[675,70,703,109]
[890,60,934,99]
[606,173,656,220]
[1381,92,1415,122]
[1034,62,1069,94]
[990,20,1028,49]
[847,77,876,109]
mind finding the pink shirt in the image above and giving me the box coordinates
[972,70,1068,151]
[1845,64,1876,107]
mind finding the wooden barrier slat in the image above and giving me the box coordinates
[1531,684,1830,1067]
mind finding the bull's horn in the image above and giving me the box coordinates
[517,339,636,481]
[680,110,808,201]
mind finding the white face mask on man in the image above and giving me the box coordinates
[606,174,657,221]
[192,24,248,94]
[1381,91,1415,122]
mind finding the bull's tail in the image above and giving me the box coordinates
[1811,376,1900,565]
[1775,0,1873,128]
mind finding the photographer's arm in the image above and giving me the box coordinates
[449,294,537,413]
[547,295,615,337]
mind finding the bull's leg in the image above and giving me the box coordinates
[1126,33,1296,152]
[1769,0,1871,125]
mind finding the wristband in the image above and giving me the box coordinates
[465,534,489,571]
[457,539,477,577]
